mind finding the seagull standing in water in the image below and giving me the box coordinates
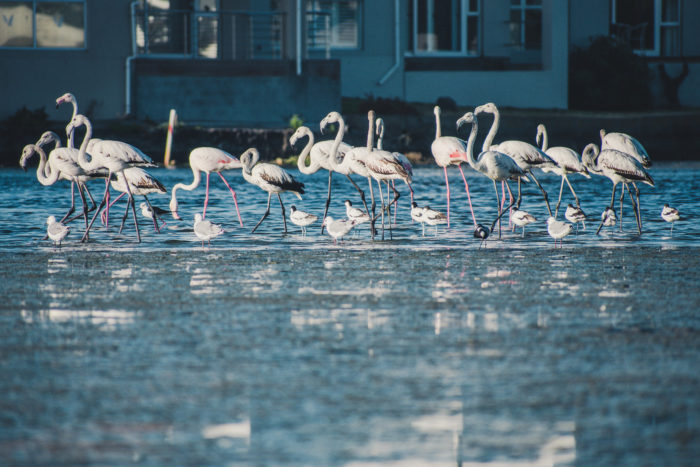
[565,204,586,232]
[46,215,70,247]
[323,216,356,244]
[547,217,572,247]
[661,204,680,234]
[194,213,224,246]
[289,206,317,235]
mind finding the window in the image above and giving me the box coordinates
[0,0,85,48]
[409,0,480,55]
[509,0,541,50]
[306,0,360,50]
[612,0,680,56]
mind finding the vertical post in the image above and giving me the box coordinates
[163,109,177,169]
[296,0,302,75]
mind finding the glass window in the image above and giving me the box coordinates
[0,0,85,48]
[410,0,480,55]
[612,0,680,56]
[509,0,541,50]
[307,0,360,50]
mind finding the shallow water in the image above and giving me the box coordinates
[1,165,700,465]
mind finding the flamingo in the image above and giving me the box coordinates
[322,216,356,244]
[376,117,413,223]
[582,143,654,235]
[475,102,556,216]
[291,124,371,234]
[536,124,590,216]
[239,148,305,233]
[600,129,652,228]
[430,105,478,228]
[46,215,70,247]
[547,217,572,247]
[456,112,528,239]
[66,114,155,242]
[660,204,680,234]
[100,167,167,234]
[511,208,537,237]
[564,204,586,232]
[194,213,224,246]
[169,147,244,226]
[56,92,80,148]
[289,206,317,235]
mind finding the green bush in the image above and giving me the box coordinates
[569,36,652,110]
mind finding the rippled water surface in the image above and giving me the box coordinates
[2,165,700,465]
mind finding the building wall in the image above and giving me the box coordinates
[569,0,610,49]
[0,1,133,121]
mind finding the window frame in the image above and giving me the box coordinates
[0,0,87,50]
[509,0,542,51]
[306,0,362,51]
[611,0,681,57]
[408,0,481,57]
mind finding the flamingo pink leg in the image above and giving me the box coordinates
[444,167,451,228]
[391,180,397,224]
[104,177,111,227]
[217,172,244,227]
[457,165,477,228]
[101,192,127,225]
[202,173,211,219]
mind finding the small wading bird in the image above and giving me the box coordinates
[322,216,356,244]
[140,202,169,229]
[169,147,244,226]
[344,200,370,227]
[599,207,617,231]
[239,148,305,234]
[456,111,528,239]
[474,224,490,247]
[194,213,224,246]
[565,204,586,232]
[46,215,70,247]
[100,167,167,234]
[511,208,537,237]
[411,202,427,235]
[422,206,448,235]
[582,143,654,235]
[289,206,317,235]
[660,204,680,234]
[547,217,572,247]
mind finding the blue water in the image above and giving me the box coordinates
[1,165,699,465]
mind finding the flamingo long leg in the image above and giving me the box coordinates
[391,180,397,225]
[555,177,566,218]
[101,193,127,225]
[368,177,376,239]
[563,175,581,208]
[625,183,641,234]
[444,167,451,228]
[277,193,288,233]
[203,173,211,219]
[321,171,333,233]
[217,172,244,227]
[493,180,502,239]
[457,165,477,228]
[527,171,552,217]
[119,197,130,234]
[490,181,517,236]
[59,182,77,223]
[596,183,618,235]
[252,193,272,233]
[345,174,372,235]
[143,195,161,233]
[631,182,642,231]
[104,176,112,227]
[82,172,113,242]
[619,183,625,231]
[122,172,141,243]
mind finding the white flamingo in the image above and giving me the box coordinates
[600,128,652,229]
[66,114,155,242]
[169,147,244,226]
[511,208,537,237]
[456,112,528,239]
[660,204,680,234]
[289,206,317,235]
[582,143,654,235]
[46,215,70,247]
[430,105,477,228]
[194,213,224,246]
[475,102,556,216]
[536,124,590,216]
[376,117,412,224]
[239,148,305,233]
[100,167,167,234]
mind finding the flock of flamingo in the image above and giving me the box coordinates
[21,92,681,248]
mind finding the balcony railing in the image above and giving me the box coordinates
[132,7,285,60]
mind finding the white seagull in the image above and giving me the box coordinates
[322,216,356,244]
[660,204,680,234]
[547,217,572,247]
[46,215,70,247]
[194,213,224,246]
[289,206,318,235]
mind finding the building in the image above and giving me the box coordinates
[1,0,698,126]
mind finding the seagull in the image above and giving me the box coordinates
[289,206,318,235]
[661,204,680,234]
[411,202,427,235]
[423,206,447,235]
[322,216,356,244]
[194,213,224,246]
[565,204,586,232]
[596,207,617,234]
[547,217,572,247]
[46,215,70,247]
[511,208,537,237]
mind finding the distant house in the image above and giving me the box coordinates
[1,0,698,125]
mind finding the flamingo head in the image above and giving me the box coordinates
[536,124,545,145]
[289,126,309,146]
[320,111,342,134]
[19,144,38,170]
[474,102,497,115]
[169,197,181,220]
[456,112,475,130]
[56,92,76,109]
[239,148,259,173]
[65,114,88,138]
[36,131,60,148]
[581,143,599,169]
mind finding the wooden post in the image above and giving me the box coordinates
[163,109,177,168]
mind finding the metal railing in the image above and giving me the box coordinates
[132,7,285,60]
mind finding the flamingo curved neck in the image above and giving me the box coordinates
[32,145,60,186]
[171,163,203,207]
[465,120,480,171]
[296,129,318,175]
[74,118,99,172]
[434,109,441,140]
[481,107,500,152]
[68,100,78,148]
[376,122,384,151]
[539,126,549,152]
[329,116,346,164]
